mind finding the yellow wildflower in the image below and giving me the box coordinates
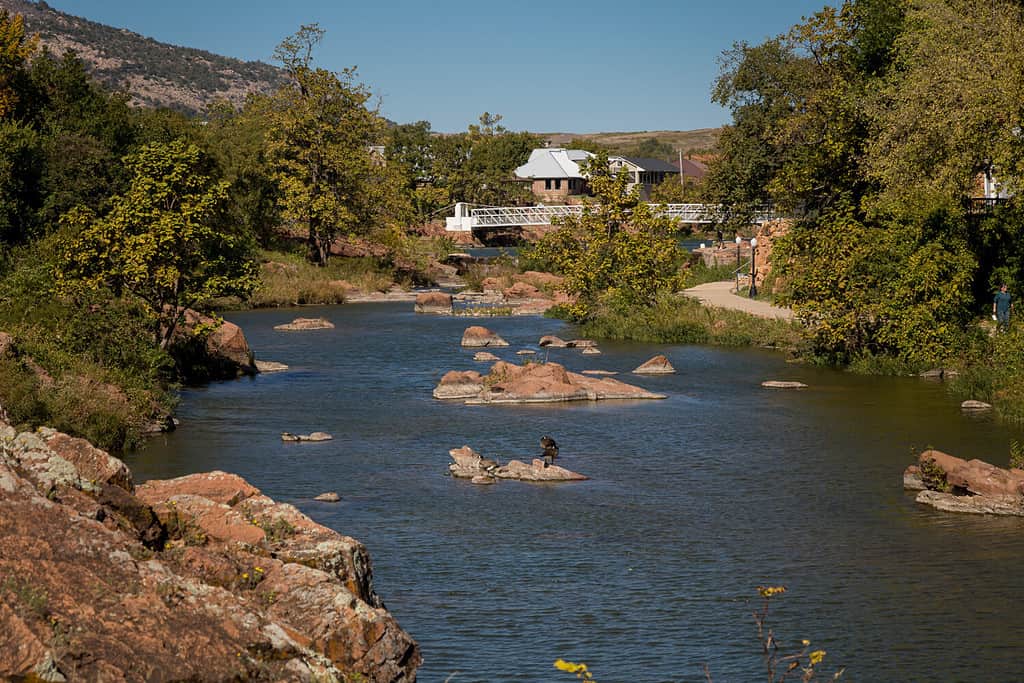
[757,585,787,598]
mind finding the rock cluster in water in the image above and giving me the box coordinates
[0,422,419,682]
[433,361,666,404]
[448,445,588,484]
[905,448,1024,515]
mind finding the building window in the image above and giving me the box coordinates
[555,179,562,190]
[545,179,552,190]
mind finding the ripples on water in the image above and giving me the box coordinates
[132,303,1024,682]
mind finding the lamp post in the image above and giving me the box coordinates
[735,235,742,292]
[749,237,758,298]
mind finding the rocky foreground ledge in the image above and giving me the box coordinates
[0,423,419,682]
[905,449,1024,515]
[434,360,666,404]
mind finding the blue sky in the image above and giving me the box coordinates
[43,0,831,133]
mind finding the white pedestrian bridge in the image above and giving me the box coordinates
[445,202,776,231]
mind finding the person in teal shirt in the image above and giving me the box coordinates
[993,283,1013,332]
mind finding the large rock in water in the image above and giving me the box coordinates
[433,370,484,399]
[169,308,256,381]
[907,448,1024,515]
[432,361,665,404]
[633,355,675,374]
[460,325,509,347]
[414,291,453,314]
[0,423,420,682]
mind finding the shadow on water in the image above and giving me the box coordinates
[131,302,1024,682]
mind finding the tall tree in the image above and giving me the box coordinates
[201,98,281,247]
[265,24,384,265]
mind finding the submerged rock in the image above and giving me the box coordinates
[761,380,808,389]
[473,351,500,362]
[314,491,341,502]
[960,399,992,411]
[274,317,335,331]
[255,360,289,373]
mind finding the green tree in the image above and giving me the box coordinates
[55,139,257,348]
[525,152,684,320]
[0,9,37,118]
[201,98,281,247]
[265,24,385,265]
[431,113,539,207]
[0,120,43,244]
[866,0,1024,217]
[387,120,451,223]
[26,51,137,230]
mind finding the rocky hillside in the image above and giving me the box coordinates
[542,128,720,158]
[0,422,420,681]
[0,0,287,115]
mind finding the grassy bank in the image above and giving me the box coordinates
[247,250,396,307]
[567,294,803,349]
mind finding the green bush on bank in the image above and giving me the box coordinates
[0,246,176,452]
[573,293,803,349]
[949,325,1024,422]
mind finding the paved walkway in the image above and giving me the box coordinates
[682,281,795,321]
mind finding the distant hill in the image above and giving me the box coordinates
[542,128,720,159]
[0,0,287,115]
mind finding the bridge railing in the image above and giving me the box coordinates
[447,202,777,231]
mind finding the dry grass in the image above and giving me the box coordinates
[541,128,721,154]
[247,251,394,307]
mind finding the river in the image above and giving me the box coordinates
[130,303,1024,682]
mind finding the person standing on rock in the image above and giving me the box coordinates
[993,283,1013,332]
[540,435,559,468]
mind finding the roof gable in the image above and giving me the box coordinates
[515,148,593,179]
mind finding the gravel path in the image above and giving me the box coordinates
[682,281,795,320]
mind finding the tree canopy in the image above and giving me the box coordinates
[56,139,257,348]
[707,0,1024,365]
